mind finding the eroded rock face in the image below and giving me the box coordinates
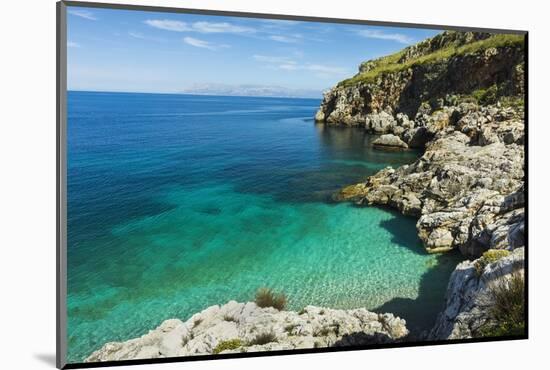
[315,34,524,124]
[335,104,524,258]
[85,302,408,362]
[429,247,524,340]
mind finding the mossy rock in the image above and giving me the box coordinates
[213,339,243,354]
[333,184,367,202]
[474,249,511,276]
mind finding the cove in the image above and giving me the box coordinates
[67,91,462,362]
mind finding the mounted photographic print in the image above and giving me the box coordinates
[57,1,528,368]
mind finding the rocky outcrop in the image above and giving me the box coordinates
[430,247,524,339]
[325,30,526,342]
[325,33,526,257]
[315,32,524,125]
[334,104,525,258]
[372,134,409,149]
[85,302,408,362]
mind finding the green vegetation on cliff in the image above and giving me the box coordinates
[474,249,511,276]
[213,339,243,354]
[476,272,525,337]
[338,34,524,88]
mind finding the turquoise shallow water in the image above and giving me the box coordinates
[67,91,461,362]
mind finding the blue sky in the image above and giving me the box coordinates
[67,6,441,97]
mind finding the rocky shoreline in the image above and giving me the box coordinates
[86,302,408,362]
[320,30,525,342]
[333,103,524,257]
[84,30,526,362]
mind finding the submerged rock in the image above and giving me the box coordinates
[85,302,408,362]
[372,134,409,149]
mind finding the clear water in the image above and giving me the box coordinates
[67,91,462,362]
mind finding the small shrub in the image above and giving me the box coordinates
[471,88,487,103]
[314,327,332,337]
[477,272,525,337]
[255,287,287,310]
[213,339,243,354]
[284,323,298,334]
[474,249,511,276]
[298,308,307,315]
[319,309,325,315]
[223,314,237,322]
[193,318,203,327]
[470,85,500,105]
[248,331,277,346]
[500,96,524,110]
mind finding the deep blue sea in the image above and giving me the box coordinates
[67,91,461,362]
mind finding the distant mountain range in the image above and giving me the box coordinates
[178,83,323,99]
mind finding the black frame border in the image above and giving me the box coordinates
[57,1,529,369]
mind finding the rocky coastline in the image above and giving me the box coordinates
[86,302,408,362]
[84,31,526,362]
[321,30,525,341]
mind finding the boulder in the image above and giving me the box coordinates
[365,112,397,134]
[372,134,409,149]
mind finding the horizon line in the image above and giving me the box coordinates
[67,89,324,100]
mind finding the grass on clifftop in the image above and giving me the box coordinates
[338,34,524,87]
[255,287,287,310]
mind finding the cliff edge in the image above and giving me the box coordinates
[324,30,526,340]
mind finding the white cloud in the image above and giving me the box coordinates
[145,19,190,32]
[145,19,255,34]
[128,32,165,43]
[305,64,348,74]
[278,64,299,71]
[355,29,414,44]
[68,9,97,21]
[252,55,295,64]
[191,21,255,34]
[67,41,80,48]
[260,19,301,26]
[183,37,228,51]
[253,54,347,77]
[183,37,214,50]
[128,32,146,39]
[268,35,299,43]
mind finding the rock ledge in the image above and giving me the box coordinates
[85,302,408,362]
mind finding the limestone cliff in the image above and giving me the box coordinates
[315,31,524,127]
[325,30,526,340]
